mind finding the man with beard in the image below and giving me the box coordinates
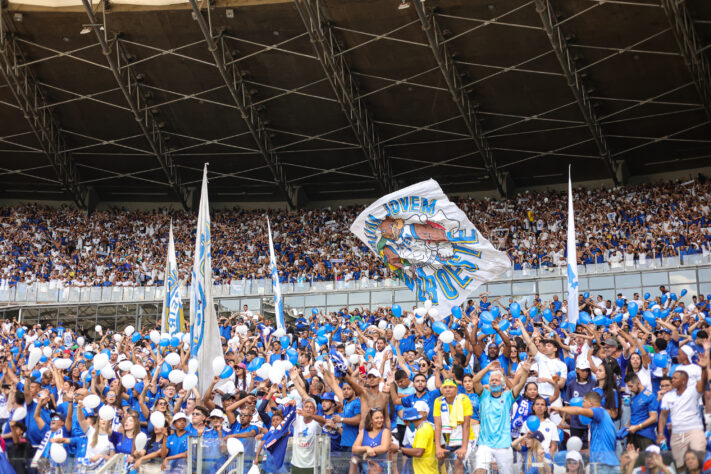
[394,373,440,423]
[331,382,361,451]
[345,368,391,428]
[624,374,658,451]
[467,320,511,384]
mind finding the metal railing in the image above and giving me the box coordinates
[96,454,128,474]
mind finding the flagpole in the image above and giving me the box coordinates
[267,217,286,334]
[567,166,579,325]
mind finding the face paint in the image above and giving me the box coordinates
[490,383,503,394]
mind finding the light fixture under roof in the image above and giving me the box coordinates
[398,0,411,10]
[80,27,91,35]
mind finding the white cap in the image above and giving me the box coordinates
[367,368,381,378]
[414,400,430,415]
[172,412,188,425]
[645,445,661,454]
[576,358,590,370]
[680,345,695,359]
[209,409,224,419]
[566,451,583,462]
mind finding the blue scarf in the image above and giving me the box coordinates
[511,398,533,437]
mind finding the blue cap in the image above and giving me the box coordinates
[401,407,421,421]
[321,392,336,402]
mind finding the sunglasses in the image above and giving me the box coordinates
[566,460,579,464]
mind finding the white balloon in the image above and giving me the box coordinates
[85,343,93,352]
[439,330,454,344]
[135,432,148,451]
[182,373,198,391]
[226,437,244,456]
[100,366,115,380]
[99,405,115,421]
[83,394,100,409]
[262,328,270,336]
[113,333,122,343]
[168,370,185,384]
[77,337,85,346]
[130,365,147,380]
[345,344,356,356]
[378,320,388,330]
[54,336,62,344]
[393,324,406,340]
[28,347,42,370]
[415,316,425,325]
[150,411,165,429]
[593,308,602,316]
[118,360,133,372]
[95,325,102,334]
[348,354,360,365]
[427,376,436,392]
[160,332,170,342]
[188,358,199,374]
[93,353,109,371]
[54,358,71,370]
[236,325,248,335]
[273,328,286,338]
[42,346,52,358]
[122,374,136,390]
[124,326,135,336]
[212,356,226,375]
[566,436,583,452]
[414,307,427,317]
[50,443,67,464]
[424,299,432,310]
[149,330,160,344]
[269,366,285,385]
[12,406,26,421]
[182,333,191,344]
[165,352,181,367]
[289,388,303,402]
[256,363,271,380]
[428,308,439,318]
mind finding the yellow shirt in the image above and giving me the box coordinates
[412,422,438,474]
[433,394,475,443]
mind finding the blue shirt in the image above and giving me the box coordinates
[630,389,658,441]
[340,398,361,448]
[402,390,440,423]
[166,431,189,456]
[589,407,618,466]
[478,389,515,449]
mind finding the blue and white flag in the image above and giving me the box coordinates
[161,221,185,334]
[267,218,286,334]
[350,179,510,320]
[190,164,222,395]
[567,168,579,325]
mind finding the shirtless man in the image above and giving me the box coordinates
[345,368,392,428]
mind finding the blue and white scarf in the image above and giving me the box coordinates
[511,398,533,438]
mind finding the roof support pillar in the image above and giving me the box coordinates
[533,0,621,184]
[293,0,394,194]
[412,1,508,197]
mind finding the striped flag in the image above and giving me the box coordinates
[567,167,579,325]
[190,164,222,395]
[160,221,185,334]
[267,217,285,333]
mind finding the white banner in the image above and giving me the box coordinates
[161,222,184,334]
[267,218,285,333]
[190,164,222,395]
[567,168,579,324]
[350,179,511,320]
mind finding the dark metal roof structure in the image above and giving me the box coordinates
[1,0,710,208]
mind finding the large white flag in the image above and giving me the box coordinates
[190,164,222,395]
[161,221,185,334]
[351,179,510,320]
[567,168,579,325]
[267,218,286,334]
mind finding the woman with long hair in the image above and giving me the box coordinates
[512,431,552,474]
[511,382,539,439]
[110,410,142,461]
[352,408,392,473]
[234,362,252,392]
[72,401,115,472]
[680,450,704,474]
[133,425,168,473]
[594,362,620,420]
[564,451,585,474]
[521,397,559,456]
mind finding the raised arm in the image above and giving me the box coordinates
[518,321,538,358]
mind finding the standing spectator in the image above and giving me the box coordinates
[398,406,437,474]
[352,407,391,473]
[625,374,658,451]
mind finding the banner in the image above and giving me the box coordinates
[267,217,285,333]
[160,221,185,334]
[190,164,222,395]
[351,179,510,320]
[567,167,579,324]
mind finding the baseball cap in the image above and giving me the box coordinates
[604,338,619,348]
[209,409,224,419]
[645,445,661,455]
[321,392,336,402]
[172,413,188,425]
[401,407,421,421]
[566,451,583,463]
[367,369,381,378]
[680,345,695,359]
[413,400,430,415]
[529,431,545,442]
[221,393,236,402]
[575,358,590,370]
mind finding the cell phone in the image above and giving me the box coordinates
[359,366,366,376]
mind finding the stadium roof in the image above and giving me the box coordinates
[1,0,710,209]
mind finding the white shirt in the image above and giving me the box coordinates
[662,385,703,433]
[677,364,702,388]
[520,418,559,453]
[534,353,567,397]
[84,426,114,460]
[291,416,322,468]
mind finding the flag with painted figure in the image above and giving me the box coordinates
[566,167,579,325]
[160,221,185,334]
[267,217,286,334]
[190,164,222,395]
[350,179,511,320]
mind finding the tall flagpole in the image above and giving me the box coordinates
[567,166,579,325]
[190,164,222,395]
[267,217,286,335]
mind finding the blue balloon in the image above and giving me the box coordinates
[661,309,670,319]
[481,324,495,335]
[628,301,638,317]
[542,309,553,323]
[391,304,402,318]
[31,370,41,380]
[567,323,576,333]
[680,289,687,297]
[10,346,19,355]
[34,341,41,348]
[247,357,264,372]
[583,292,590,299]
[510,302,521,318]
[495,334,503,346]
[579,312,591,325]
[102,349,111,356]
[529,306,537,319]
[432,321,448,335]
[286,348,298,365]
[653,353,668,368]
[580,415,592,425]
[442,343,450,353]
[616,298,625,308]
[526,415,541,431]
[312,308,319,315]
[653,307,661,319]
[170,336,180,348]
[510,328,522,336]
[569,396,583,407]
[365,348,376,361]
[499,319,510,332]
[317,327,327,337]
[220,365,234,379]
[480,311,494,324]
[131,332,141,343]
[612,314,623,324]
[160,362,171,379]
[316,335,328,345]
[661,294,668,304]
[491,306,500,319]
[159,338,169,348]
[644,292,650,300]
[558,428,565,444]
[706,316,711,326]
[16,328,25,339]
[692,329,699,341]
[452,306,462,319]
[674,307,683,313]
[84,352,94,360]
[39,356,47,363]
[43,339,50,347]
[670,293,677,301]
[280,336,291,349]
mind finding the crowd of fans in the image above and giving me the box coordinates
[0,177,709,289]
[0,287,710,474]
